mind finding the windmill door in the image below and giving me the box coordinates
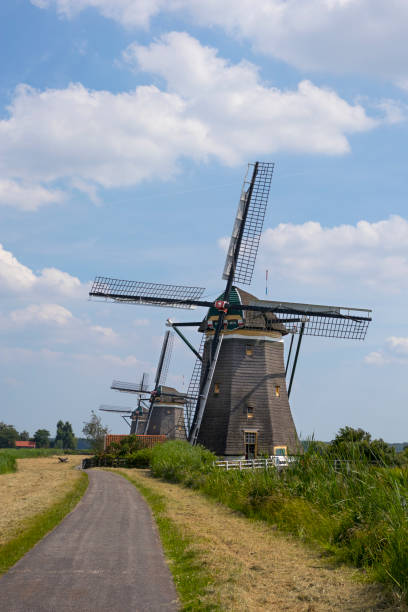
[244,431,258,459]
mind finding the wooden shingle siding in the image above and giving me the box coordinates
[146,404,187,440]
[197,336,300,456]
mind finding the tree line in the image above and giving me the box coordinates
[0,420,77,449]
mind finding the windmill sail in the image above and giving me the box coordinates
[90,278,205,309]
[248,300,372,340]
[222,162,274,286]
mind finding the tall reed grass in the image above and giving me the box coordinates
[151,441,408,602]
[0,453,17,474]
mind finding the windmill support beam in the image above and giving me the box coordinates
[287,322,305,399]
[167,320,202,361]
[285,333,295,376]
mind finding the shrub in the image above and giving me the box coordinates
[0,453,17,474]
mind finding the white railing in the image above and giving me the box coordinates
[214,456,296,470]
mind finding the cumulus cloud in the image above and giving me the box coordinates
[259,215,408,291]
[365,336,408,366]
[0,243,83,297]
[30,0,165,28]
[91,325,118,341]
[0,179,65,211]
[0,36,377,204]
[32,0,408,84]
[10,303,73,326]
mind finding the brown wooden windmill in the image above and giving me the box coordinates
[90,162,372,458]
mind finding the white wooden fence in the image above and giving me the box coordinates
[214,456,296,470]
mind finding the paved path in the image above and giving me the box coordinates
[0,470,179,612]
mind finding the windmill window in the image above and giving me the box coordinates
[247,405,254,419]
[275,385,280,397]
[244,431,258,459]
[214,383,220,395]
[245,345,253,356]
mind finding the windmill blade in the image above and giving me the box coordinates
[99,405,133,414]
[154,330,174,388]
[111,380,151,393]
[244,300,372,340]
[139,371,150,392]
[222,161,274,286]
[90,278,206,309]
[183,334,205,435]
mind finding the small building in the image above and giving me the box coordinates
[104,434,166,451]
[15,441,36,448]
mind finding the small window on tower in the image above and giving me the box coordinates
[246,345,253,356]
[275,385,280,397]
[214,383,220,395]
[247,405,254,419]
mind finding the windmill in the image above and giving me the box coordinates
[109,331,188,439]
[103,372,150,433]
[90,161,372,458]
[99,403,148,434]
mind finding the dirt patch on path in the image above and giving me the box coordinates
[121,469,403,612]
[0,456,85,545]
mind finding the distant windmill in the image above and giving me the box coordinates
[99,403,148,434]
[109,331,188,439]
[90,162,372,458]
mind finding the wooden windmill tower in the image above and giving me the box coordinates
[90,162,372,458]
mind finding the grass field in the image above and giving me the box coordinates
[149,441,408,605]
[0,455,88,572]
[121,469,398,611]
[0,448,83,458]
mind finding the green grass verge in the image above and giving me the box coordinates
[117,470,221,612]
[0,448,60,459]
[150,440,408,604]
[0,471,88,574]
[0,454,17,475]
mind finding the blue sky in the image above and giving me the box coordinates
[1,0,408,442]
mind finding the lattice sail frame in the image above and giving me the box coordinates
[111,380,151,393]
[90,278,205,309]
[246,300,372,340]
[99,405,133,413]
[222,162,274,285]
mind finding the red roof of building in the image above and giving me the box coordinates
[15,441,36,448]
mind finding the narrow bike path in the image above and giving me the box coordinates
[0,470,179,612]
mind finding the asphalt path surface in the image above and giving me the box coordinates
[0,470,179,612]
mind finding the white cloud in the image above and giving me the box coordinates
[32,0,408,84]
[365,336,408,366]
[0,36,378,199]
[101,354,142,367]
[364,351,389,366]
[10,303,73,326]
[0,243,83,297]
[386,336,408,355]
[0,179,65,211]
[260,215,408,291]
[91,325,118,341]
[0,244,36,291]
[30,0,165,28]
